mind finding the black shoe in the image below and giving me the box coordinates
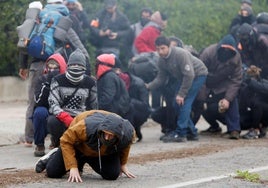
[187,134,199,141]
[162,132,186,143]
[259,127,267,138]
[201,126,222,134]
[242,129,258,139]
[35,147,58,173]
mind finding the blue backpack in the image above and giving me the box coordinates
[27,4,69,60]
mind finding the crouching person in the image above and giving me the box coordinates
[47,49,97,147]
[35,110,136,182]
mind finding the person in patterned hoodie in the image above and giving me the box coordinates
[47,49,98,147]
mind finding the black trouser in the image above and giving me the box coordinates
[47,115,67,147]
[46,148,121,180]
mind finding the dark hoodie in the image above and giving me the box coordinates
[199,34,243,102]
[60,110,135,171]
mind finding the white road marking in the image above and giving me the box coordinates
[158,166,268,188]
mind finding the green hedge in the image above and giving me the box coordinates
[1,0,268,76]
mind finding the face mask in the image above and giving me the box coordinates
[66,66,85,84]
[47,70,60,83]
[217,48,236,63]
[140,17,150,26]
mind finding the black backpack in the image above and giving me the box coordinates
[128,52,159,83]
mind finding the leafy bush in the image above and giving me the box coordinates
[1,0,268,76]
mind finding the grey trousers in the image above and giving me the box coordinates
[24,61,45,143]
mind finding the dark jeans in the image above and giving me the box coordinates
[46,148,121,180]
[47,115,67,147]
[33,106,49,146]
[203,97,241,132]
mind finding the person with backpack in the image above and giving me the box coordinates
[33,53,67,157]
[95,54,132,121]
[47,49,98,148]
[114,67,151,142]
[17,0,91,147]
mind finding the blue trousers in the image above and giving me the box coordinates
[173,76,206,136]
[33,106,49,146]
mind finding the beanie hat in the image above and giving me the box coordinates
[66,49,86,84]
[97,54,115,66]
[67,48,86,68]
[218,34,237,51]
[151,11,167,29]
[95,54,115,79]
[237,23,254,38]
[217,34,237,62]
[47,0,63,4]
[240,4,253,17]
[256,12,268,24]
[104,0,117,8]
[29,1,43,9]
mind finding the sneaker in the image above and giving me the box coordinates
[229,131,240,140]
[162,132,187,143]
[200,126,222,134]
[242,129,259,139]
[34,145,45,157]
[35,147,58,173]
[187,134,199,141]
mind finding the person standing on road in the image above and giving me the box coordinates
[147,36,208,143]
[35,110,136,182]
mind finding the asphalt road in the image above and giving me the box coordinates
[1,101,268,188]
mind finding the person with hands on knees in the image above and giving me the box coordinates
[147,36,208,143]
[33,53,67,157]
[47,49,98,148]
[35,110,136,182]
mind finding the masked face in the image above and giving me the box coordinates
[140,17,150,26]
[217,48,236,63]
[140,11,151,26]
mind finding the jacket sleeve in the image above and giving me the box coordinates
[66,28,89,60]
[60,120,88,171]
[86,84,98,110]
[48,78,64,115]
[224,60,243,102]
[176,52,195,98]
[249,78,268,95]
[134,27,157,53]
[98,75,117,111]
[34,76,49,107]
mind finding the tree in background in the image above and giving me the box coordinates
[1,0,268,76]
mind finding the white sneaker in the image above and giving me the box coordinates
[35,147,58,173]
